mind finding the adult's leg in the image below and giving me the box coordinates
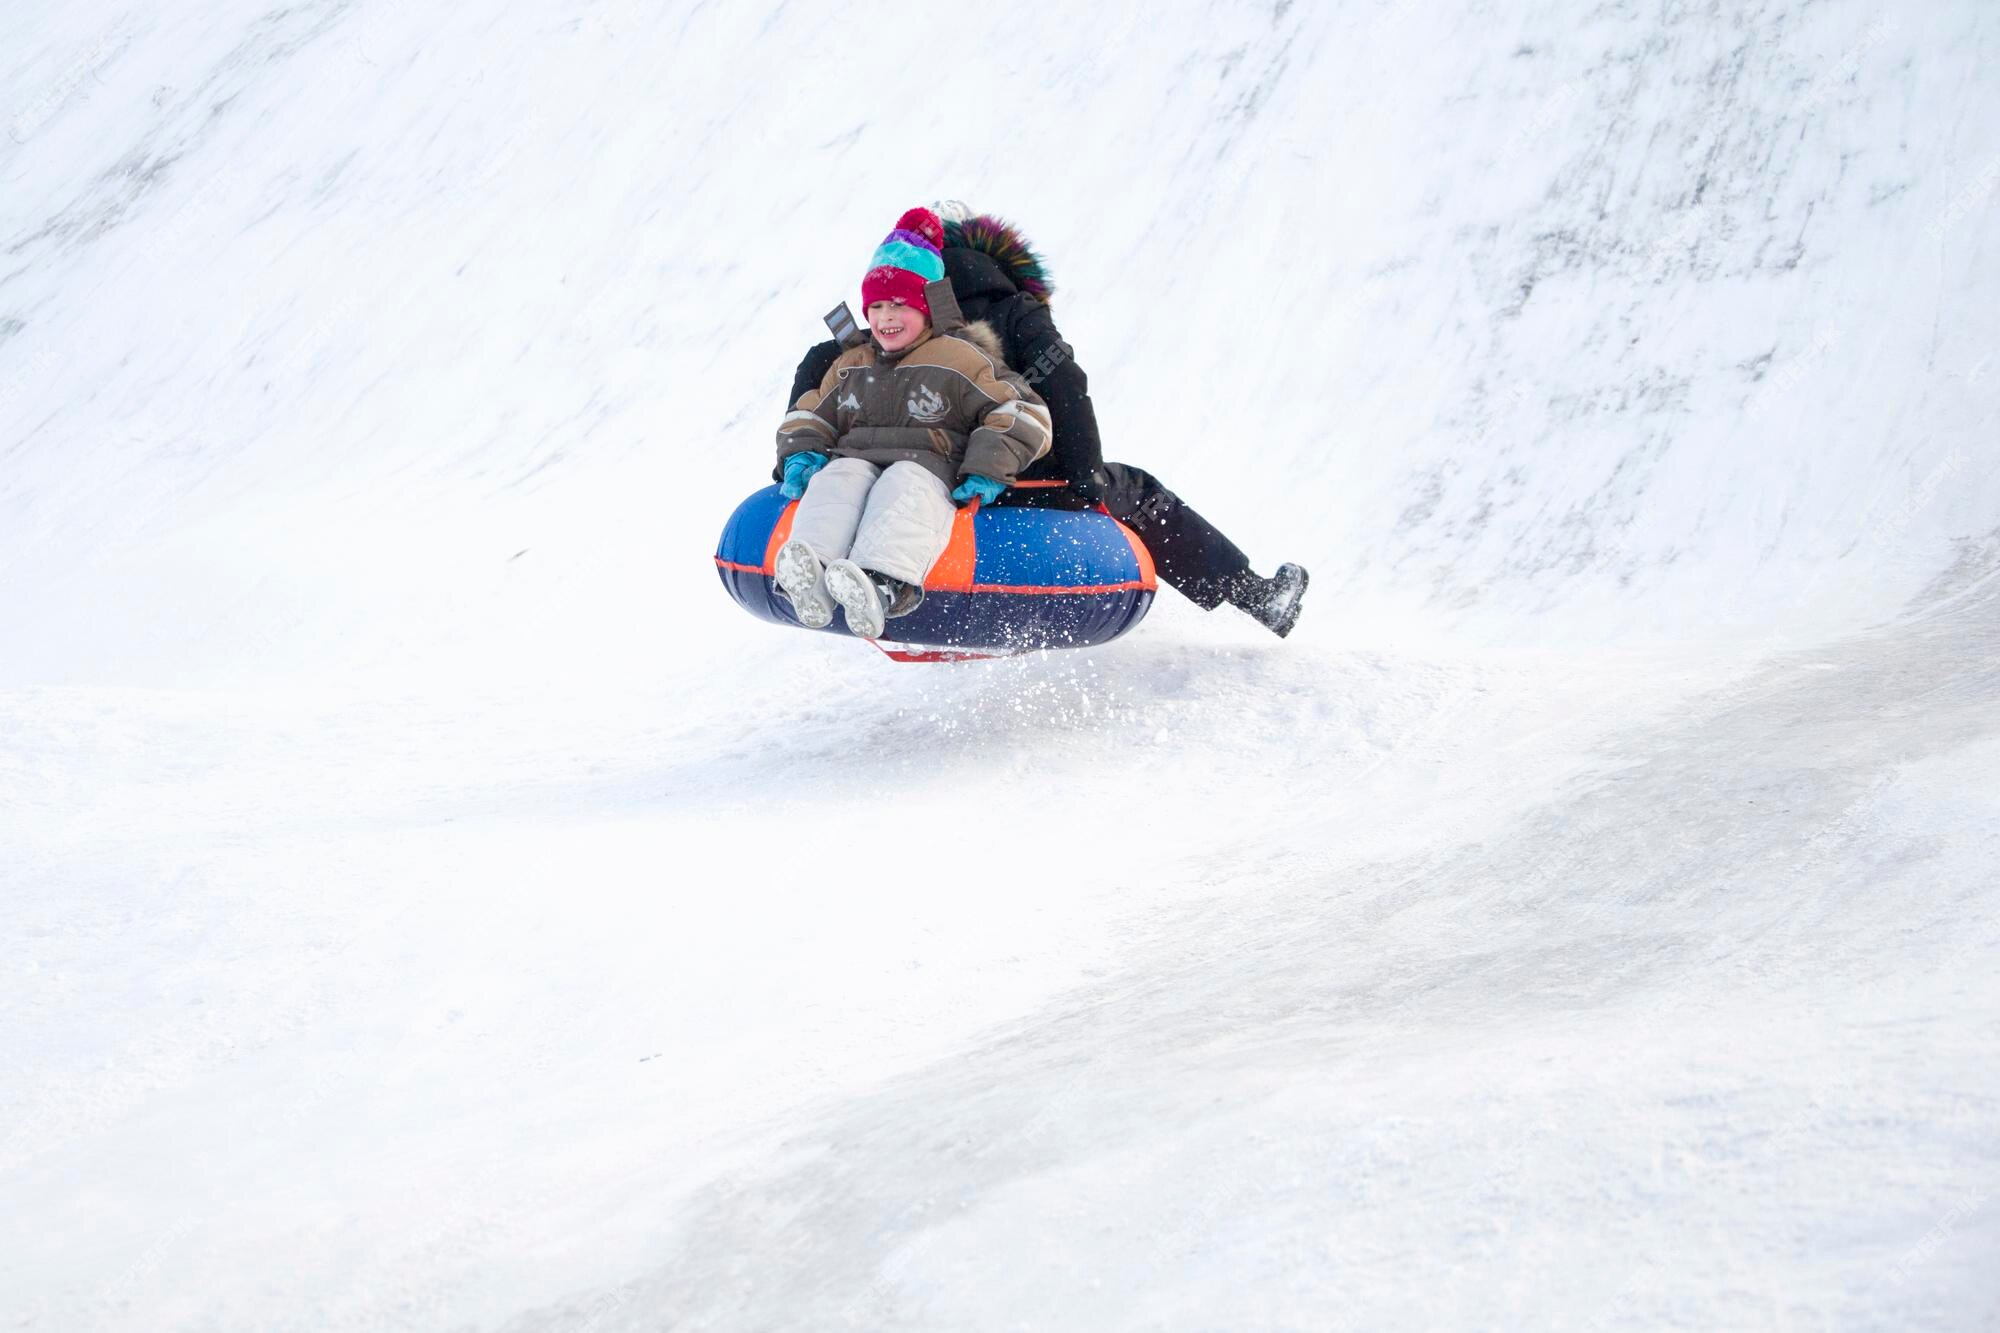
[1100,462,1309,635]
[789,457,880,559]
[848,462,956,587]
[1097,463,1255,610]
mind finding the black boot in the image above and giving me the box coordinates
[1227,563,1310,638]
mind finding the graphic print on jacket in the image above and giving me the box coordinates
[906,384,948,424]
[776,279,1052,487]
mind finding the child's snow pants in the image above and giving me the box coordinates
[790,458,955,587]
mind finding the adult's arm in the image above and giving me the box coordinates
[1005,301,1108,496]
[790,340,844,408]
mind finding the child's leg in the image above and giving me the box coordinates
[847,461,955,586]
[789,457,880,559]
[777,457,878,628]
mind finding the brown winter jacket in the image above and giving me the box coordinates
[776,279,1052,486]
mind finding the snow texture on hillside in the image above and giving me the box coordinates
[2,1,1996,1329]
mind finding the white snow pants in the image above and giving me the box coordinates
[790,458,955,586]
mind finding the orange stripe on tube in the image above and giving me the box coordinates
[924,502,980,592]
[760,500,799,574]
[970,580,1152,595]
[1112,517,1158,590]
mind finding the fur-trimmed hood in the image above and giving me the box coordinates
[936,212,1055,370]
[958,319,1008,365]
[942,214,1055,302]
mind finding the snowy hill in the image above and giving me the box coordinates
[2,1,1996,1328]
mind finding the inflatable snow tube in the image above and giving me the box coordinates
[715,485,1156,654]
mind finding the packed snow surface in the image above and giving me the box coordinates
[2,1,1996,1328]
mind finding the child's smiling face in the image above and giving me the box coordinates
[867,299,926,352]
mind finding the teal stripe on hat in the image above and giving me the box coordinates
[869,238,945,281]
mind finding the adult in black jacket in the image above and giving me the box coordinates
[786,212,1309,637]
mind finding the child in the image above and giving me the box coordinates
[773,207,1053,639]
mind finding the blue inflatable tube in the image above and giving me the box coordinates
[715,485,1156,654]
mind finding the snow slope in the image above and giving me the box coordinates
[2,1,1996,1328]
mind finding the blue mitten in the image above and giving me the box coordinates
[951,474,1006,507]
[780,451,829,499]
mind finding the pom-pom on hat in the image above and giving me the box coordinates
[862,207,946,317]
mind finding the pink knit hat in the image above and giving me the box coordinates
[861,207,946,317]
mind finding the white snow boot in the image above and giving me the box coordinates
[824,559,891,639]
[774,539,835,629]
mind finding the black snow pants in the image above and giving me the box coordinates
[1002,464,1255,610]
